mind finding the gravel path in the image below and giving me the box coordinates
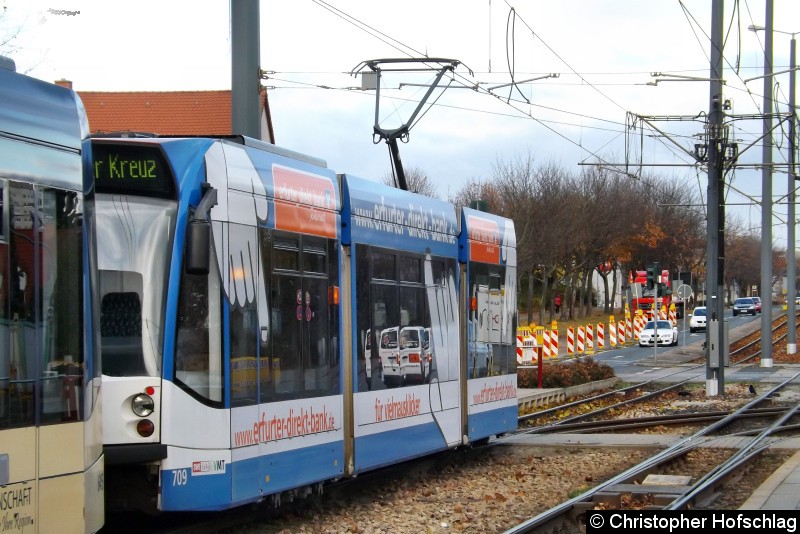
[226,442,792,533]
[226,382,798,533]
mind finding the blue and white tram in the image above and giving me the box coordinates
[0,59,103,532]
[94,136,343,511]
[343,174,462,471]
[460,207,518,441]
[92,134,517,512]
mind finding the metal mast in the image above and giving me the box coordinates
[760,0,774,368]
[706,0,725,395]
[231,0,261,139]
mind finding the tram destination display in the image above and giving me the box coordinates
[92,142,175,198]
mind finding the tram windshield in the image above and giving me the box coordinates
[96,195,176,376]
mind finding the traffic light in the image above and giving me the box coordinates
[646,263,660,290]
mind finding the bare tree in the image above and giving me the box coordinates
[1,5,50,71]
[381,165,438,198]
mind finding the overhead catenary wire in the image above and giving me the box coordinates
[311,0,643,173]
[305,0,776,193]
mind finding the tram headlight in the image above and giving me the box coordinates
[132,394,155,417]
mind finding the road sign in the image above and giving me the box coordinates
[676,284,692,300]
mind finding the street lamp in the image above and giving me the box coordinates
[749,23,798,355]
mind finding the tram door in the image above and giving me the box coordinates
[261,232,337,402]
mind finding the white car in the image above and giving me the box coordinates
[397,326,432,384]
[638,320,678,347]
[379,327,402,386]
[689,306,707,333]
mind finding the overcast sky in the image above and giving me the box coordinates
[3,0,799,245]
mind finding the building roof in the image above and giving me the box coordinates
[59,80,275,142]
[78,90,232,136]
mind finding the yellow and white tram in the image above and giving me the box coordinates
[0,57,103,533]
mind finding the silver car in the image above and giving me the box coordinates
[689,306,707,333]
[732,297,757,316]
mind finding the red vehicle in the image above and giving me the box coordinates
[630,269,673,318]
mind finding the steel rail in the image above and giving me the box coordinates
[503,370,800,533]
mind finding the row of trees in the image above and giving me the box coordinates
[391,155,782,325]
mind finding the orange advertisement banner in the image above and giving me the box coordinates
[467,215,500,263]
[274,200,337,238]
[272,164,337,238]
[469,241,500,264]
[272,164,337,210]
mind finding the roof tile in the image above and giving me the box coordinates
[79,90,232,135]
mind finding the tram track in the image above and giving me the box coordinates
[503,370,800,533]
[712,311,798,365]
[529,406,794,434]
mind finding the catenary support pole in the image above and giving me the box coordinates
[706,0,725,396]
[788,34,797,355]
[231,0,261,139]
[761,0,774,368]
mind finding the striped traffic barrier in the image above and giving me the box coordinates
[516,327,537,364]
[567,327,575,355]
[597,323,605,350]
[550,329,559,359]
[625,317,633,343]
[617,320,625,345]
[634,316,645,339]
[668,307,677,325]
[608,315,617,348]
[577,325,585,354]
[542,330,552,359]
[609,318,617,347]
[586,324,594,354]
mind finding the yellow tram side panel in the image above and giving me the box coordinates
[2,427,37,482]
[38,420,104,534]
[1,427,37,532]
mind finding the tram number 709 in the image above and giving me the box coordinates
[172,469,188,486]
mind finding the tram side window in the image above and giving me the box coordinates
[174,236,223,404]
[468,263,513,377]
[355,246,372,392]
[3,183,37,427]
[224,223,259,406]
[372,252,395,280]
[230,303,258,407]
[356,246,451,391]
[0,184,7,426]
[425,258,457,382]
[39,189,84,423]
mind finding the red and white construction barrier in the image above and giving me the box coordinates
[567,327,575,355]
[597,323,605,350]
[542,331,552,359]
[634,316,645,339]
[586,324,594,354]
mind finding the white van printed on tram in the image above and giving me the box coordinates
[398,326,432,384]
[379,327,401,386]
